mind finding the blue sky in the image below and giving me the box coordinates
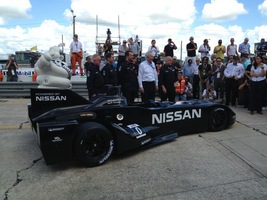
[3,0,71,28]
[1,0,267,58]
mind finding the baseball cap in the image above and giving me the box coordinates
[123,40,127,43]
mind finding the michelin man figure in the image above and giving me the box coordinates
[36,46,72,89]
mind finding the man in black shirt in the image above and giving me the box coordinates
[186,36,197,64]
[84,54,105,99]
[164,38,177,57]
[158,56,178,102]
[118,51,138,103]
[101,53,118,86]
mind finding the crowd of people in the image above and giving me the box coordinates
[79,34,267,115]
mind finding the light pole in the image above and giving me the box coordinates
[71,9,76,37]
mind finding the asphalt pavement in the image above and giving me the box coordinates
[0,98,267,200]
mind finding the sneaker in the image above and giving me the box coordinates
[250,111,254,115]
[257,111,263,114]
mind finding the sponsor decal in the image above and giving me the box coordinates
[52,136,63,143]
[127,124,146,138]
[141,138,151,145]
[48,127,64,132]
[35,93,67,101]
[116,114,124,121]
[152,109,201,124]
[99,140,114,164]
[106,99,121,104]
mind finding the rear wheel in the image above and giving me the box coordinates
[209,107,228,132]
[74,122,114,167]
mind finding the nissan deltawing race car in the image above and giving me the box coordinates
[28,88,236,167]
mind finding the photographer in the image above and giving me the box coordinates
[198,39,211,59]
[164,38,177,57]
[148,39,160,64]
[202,84,216,101]
[5,55,19,82]
[0,64,3,82]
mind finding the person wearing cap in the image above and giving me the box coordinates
[164,38,177,57]
[118,40,128,67]
[214,39,226,62]
[148,39,160,64]
[224,56,244,106]
[182,59,194,84]
[70,34,83,76]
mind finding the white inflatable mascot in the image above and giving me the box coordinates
[36,46,72,89]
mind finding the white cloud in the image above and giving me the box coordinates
[202,0,247,21]
[258,0,267,16]
[67,0,197,27]
[0,0,31,25]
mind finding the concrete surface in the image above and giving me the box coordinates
[0,99,267,200]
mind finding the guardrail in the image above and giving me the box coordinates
[0,82,88,98]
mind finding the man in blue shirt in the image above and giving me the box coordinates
[238,38,250,57]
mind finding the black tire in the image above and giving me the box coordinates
[209,107,228,132]
[74,122,114,167]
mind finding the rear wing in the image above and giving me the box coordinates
[29,88,89,119]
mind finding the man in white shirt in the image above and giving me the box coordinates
[148,39,160,64]
[70,34,83,76]
[224,56,244,106]
[198,39,211,59]
[138,52,158,102]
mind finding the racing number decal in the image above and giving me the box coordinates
[135,126,143,135]
[127,124,146,138]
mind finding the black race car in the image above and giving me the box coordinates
[28,88,235,167]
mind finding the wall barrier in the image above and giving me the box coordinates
[0,82,88,98]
